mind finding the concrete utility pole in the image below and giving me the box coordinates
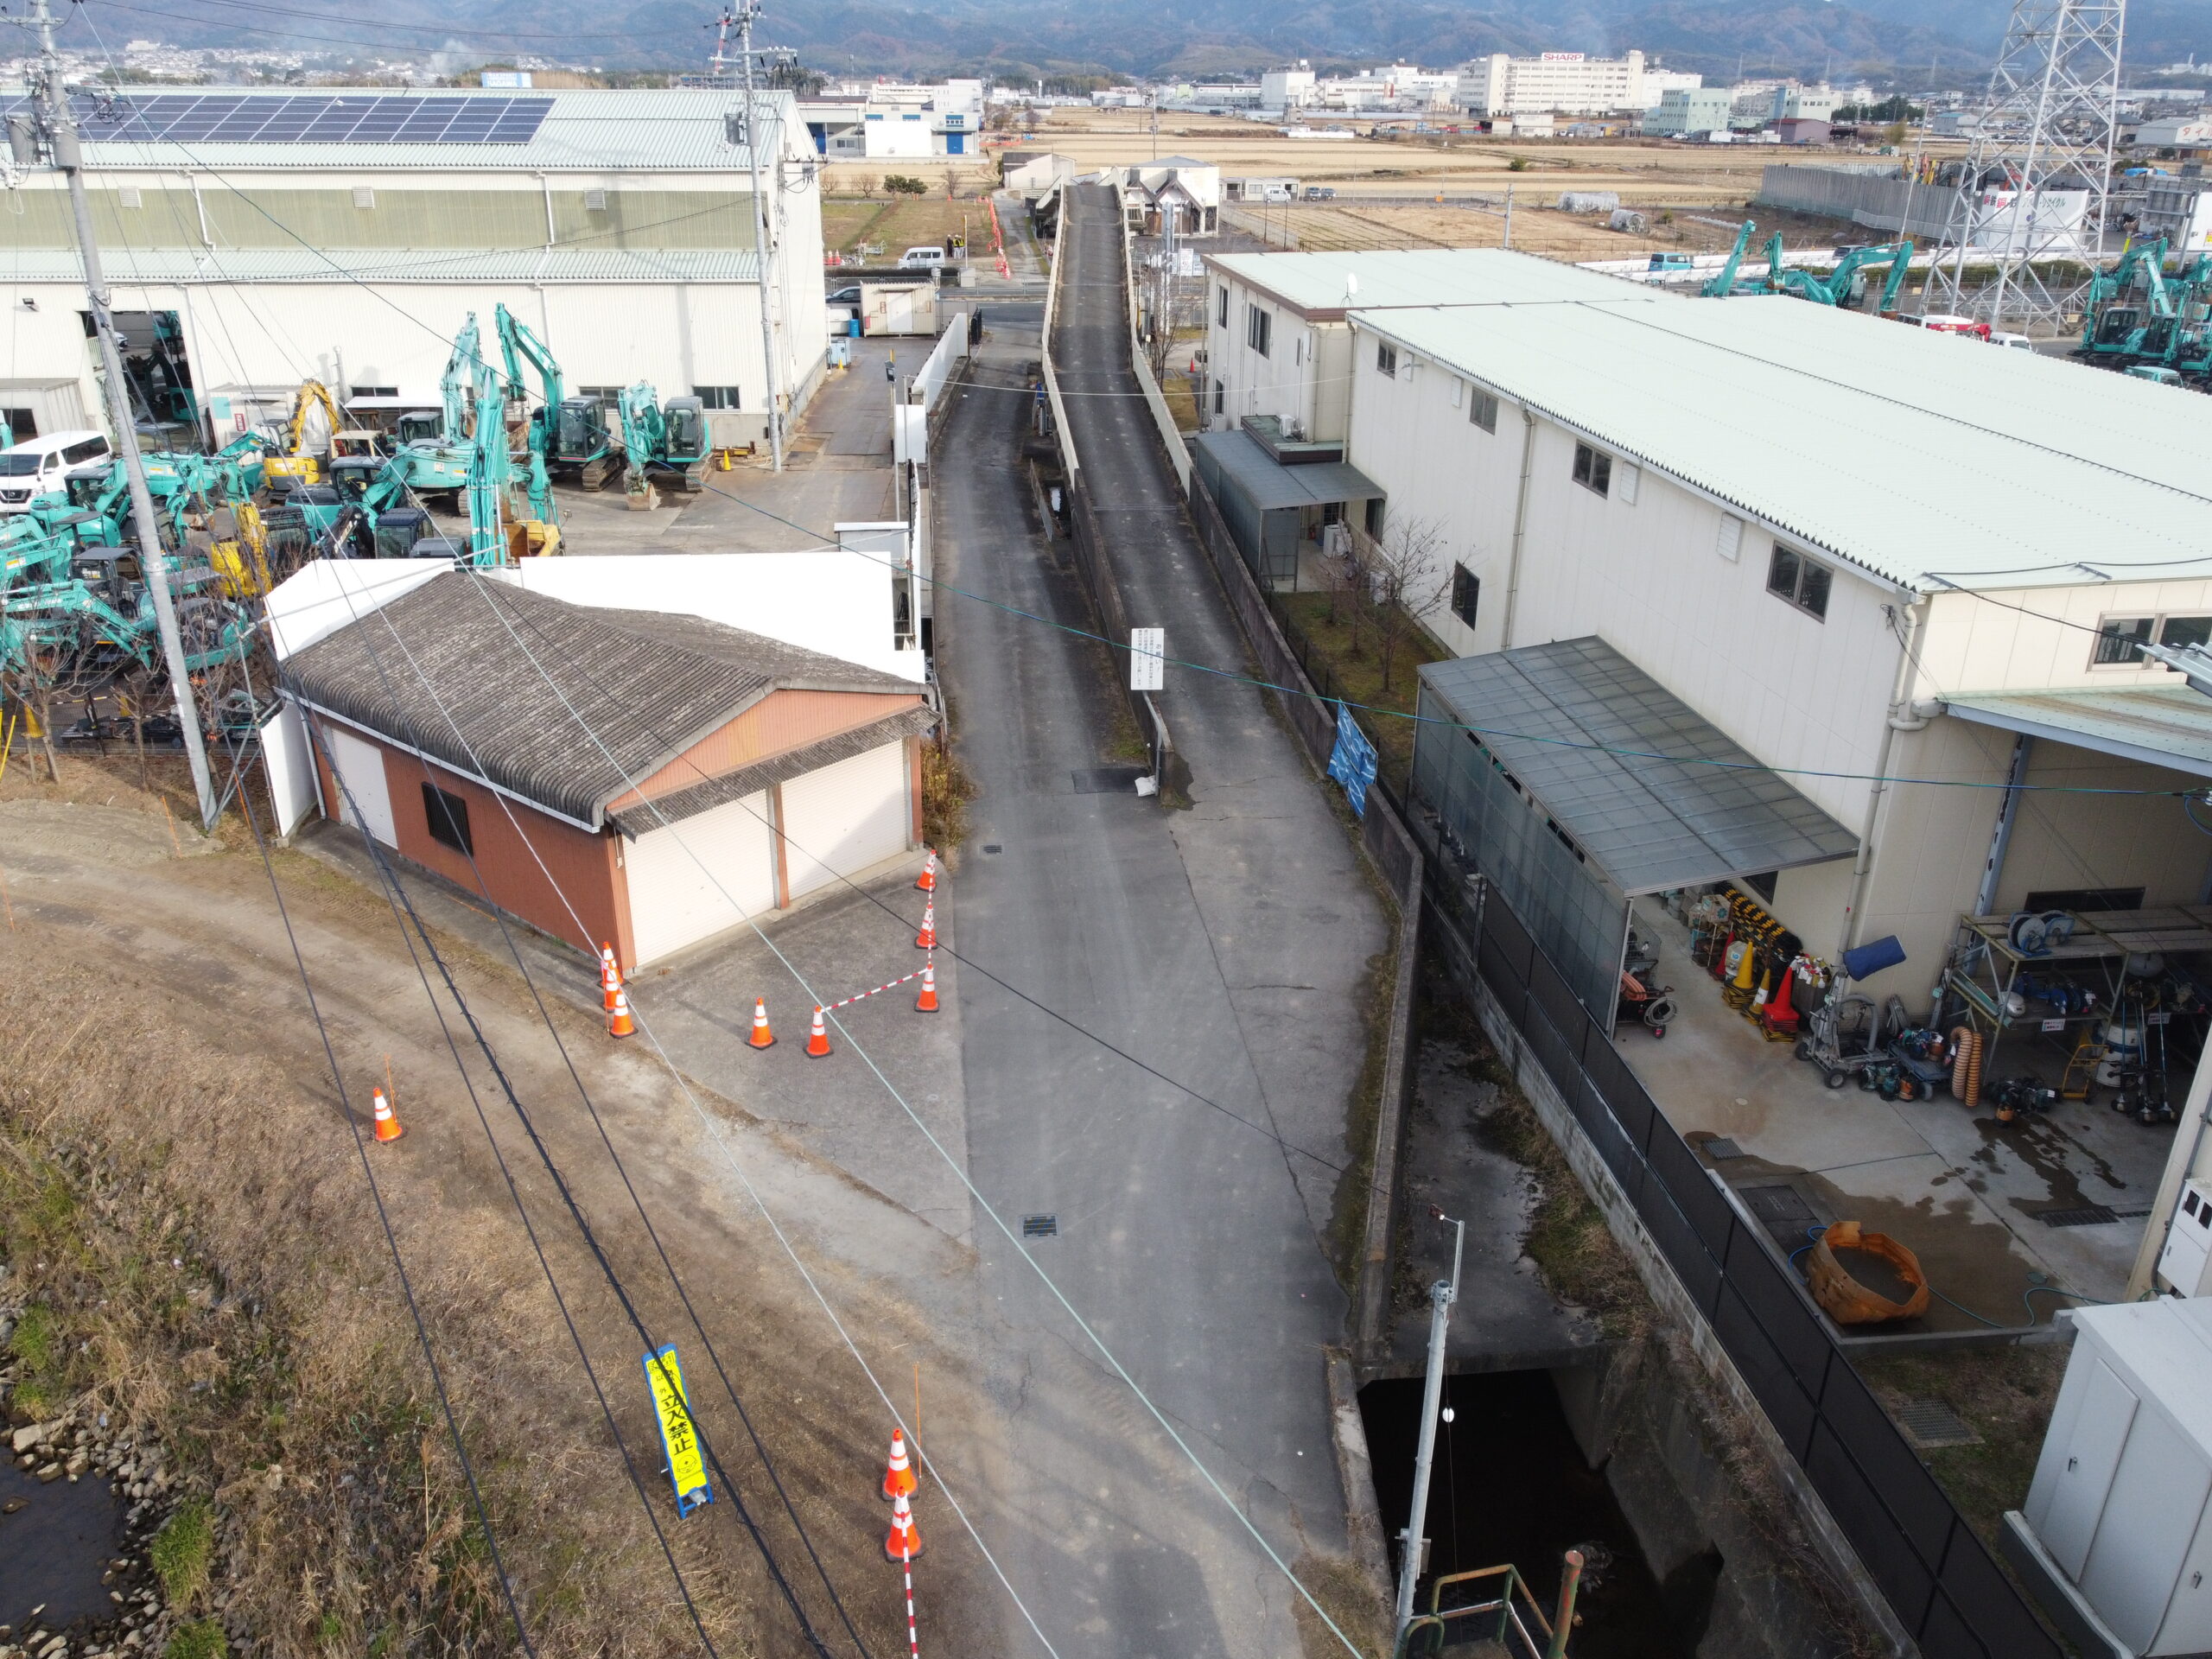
[29,0,218,830]
[732,1,787,473]
[1395,1208,1465,1635]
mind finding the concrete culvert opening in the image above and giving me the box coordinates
[1359,1369,1714,1658]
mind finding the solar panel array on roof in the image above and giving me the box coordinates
[43,93,555,145]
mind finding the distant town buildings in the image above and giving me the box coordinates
[1460,51,1700,117]
[799,78,985,158]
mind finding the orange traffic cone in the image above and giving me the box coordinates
[608,985,637,1039]
[881,1429,918,1500]
[804,1007,831,1058]
[914,897,937,950]
[599,942,620,1012]
[748,997,776,1050]
[884,1491,922,1561]
[915,961,938,1014]
[372,1086,404,1143]
[915,849,937,893]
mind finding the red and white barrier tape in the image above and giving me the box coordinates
[902,1545,919,1657]
[823,953,933,1013]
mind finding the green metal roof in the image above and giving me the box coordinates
[1201,247,1664,319]
[1355,295,2212,594]
[1943,686,2212,778]
[16,86,788,173]
[1,247,760,284]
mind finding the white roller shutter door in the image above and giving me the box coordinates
[781,741,910,899]
[324,725,397,847]
[625,791,777,965]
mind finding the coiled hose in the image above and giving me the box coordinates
[1950,1026,1982,1108]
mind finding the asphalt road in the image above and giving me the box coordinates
[934,184,1389,1659]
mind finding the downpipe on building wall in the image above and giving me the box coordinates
[1500,405,1537,649]
[1840,597,1931,954]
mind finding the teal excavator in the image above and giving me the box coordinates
[618,382,709,498]
[1769,241,1915,312]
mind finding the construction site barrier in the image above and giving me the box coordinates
[1421,859,2062,1659]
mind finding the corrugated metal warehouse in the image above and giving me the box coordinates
[0,86,827,450]
[282,574,933,969]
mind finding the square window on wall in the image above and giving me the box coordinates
[692,385,742,410]
[1451,566,1479,630]
[2159,614,2212,650]
[1376,342,1397,378]
[2094,616,2155,665]
[1469,388,1497,432]
[1767,543,1830,620]
[1571,442,1610,496]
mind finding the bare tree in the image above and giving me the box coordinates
[849,172,879,200]
[1356,514,1451,695]
[944,166,960,200]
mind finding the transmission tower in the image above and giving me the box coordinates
[1925,0,2126,333]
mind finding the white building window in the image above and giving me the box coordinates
[1571,442,1611,497]
[1376,342,1397,378]
[1217,285,1230,326]
[1469,388,1497,432]
[1246,305,1271,357]
[1768,544,1831,620]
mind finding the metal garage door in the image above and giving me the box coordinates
[0,378,86,442]
[324,725,397,847]
[781,741,910,899]
[625,791,777,965]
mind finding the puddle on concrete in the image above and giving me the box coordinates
[0,1458,124,1633]
[1362,1370,1698,1659]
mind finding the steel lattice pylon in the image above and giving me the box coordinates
[1926,0,2126,333]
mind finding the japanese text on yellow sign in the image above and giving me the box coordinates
[643,1345,713,1516]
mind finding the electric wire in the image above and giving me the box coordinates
[274,723,732,1656]
[222,734,540,1657]
[449,567,1369,1659]
[272,565,855,1659]
[302,559,1064,1659]
[83,121,2202,798]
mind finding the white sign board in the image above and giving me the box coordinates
[1130,628,1165,692]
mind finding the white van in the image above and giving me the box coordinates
[897,245,949,269]
[0,429,111,513]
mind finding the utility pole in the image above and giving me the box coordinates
[1395,1208,1465,1636]
[29,0,217,830]
[728,2,787,472]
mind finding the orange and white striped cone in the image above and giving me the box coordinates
[914,897,937,950]
[747,997,775,1050]
[915,849,937,893]
[608,985,637,1039]
[881,1428,918,1500]
[599,942,620,1012]
[804,1006,831,1058]
[884,1491,923,1561]
[915,960,939,1014]
[372,1085,404,1143]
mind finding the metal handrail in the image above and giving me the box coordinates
[1393,1552,1581,1659]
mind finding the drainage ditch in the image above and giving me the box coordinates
[1360,1369,1713,1659]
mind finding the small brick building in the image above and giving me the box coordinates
[282,570,933,969]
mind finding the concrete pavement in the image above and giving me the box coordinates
[930,193,1388,1655]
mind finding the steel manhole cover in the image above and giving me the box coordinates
[2037,1206,2119,1228]
[1021,1214,1058,1238]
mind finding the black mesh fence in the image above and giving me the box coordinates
[1465,880,2059,1659]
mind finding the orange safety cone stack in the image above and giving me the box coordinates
[372,1086,404,1143]
[915,961,939,1014]
[881,1429,918,1500]
[748,997,776,1050]
[914,897,937,951]
[805,1007,832,1058]
[608,985,637,1039]
[915,849,937,893]
[884,1491,923,1562]
[599,942,620,1012]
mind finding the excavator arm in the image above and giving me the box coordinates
[1700,220,1757,298]
[493,305,560,528]
[442,314,482,447]
[467,355,511,565]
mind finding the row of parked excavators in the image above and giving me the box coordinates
[0,305,710,684]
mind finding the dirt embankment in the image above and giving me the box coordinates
[0,753,994,1658]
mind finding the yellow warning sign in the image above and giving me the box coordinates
[643,1344,713,1516]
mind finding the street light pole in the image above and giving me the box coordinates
[1395,1208,1465,1635]
[733,1,787,474]
[30,0,218,830]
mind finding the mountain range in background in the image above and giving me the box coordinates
[93,0,2212,86]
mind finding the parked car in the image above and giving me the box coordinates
[1647,251,1695,271]
[827,285,861,304]
[1990,331,2037,351]
[898,246,948,269]
[0,429,110,513]
[1302,185,1336,200]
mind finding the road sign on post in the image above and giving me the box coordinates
[1130,627,1165,691]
